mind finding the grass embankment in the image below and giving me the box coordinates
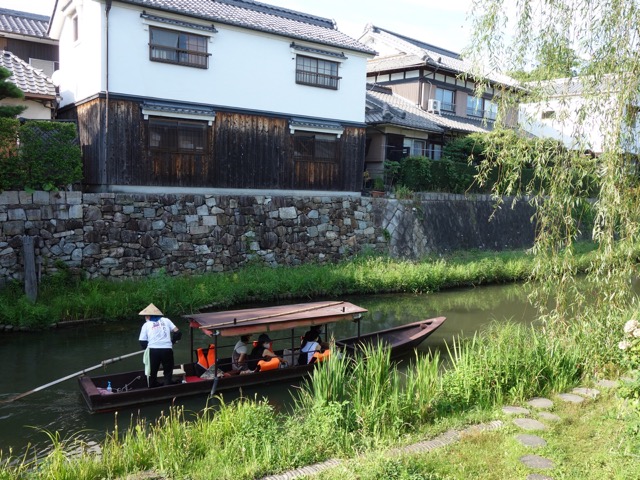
[0,244,596,327]
[0,322,634,479]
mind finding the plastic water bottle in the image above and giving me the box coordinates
[106,381,112,393]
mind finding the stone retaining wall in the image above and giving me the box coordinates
[0,190,537,285]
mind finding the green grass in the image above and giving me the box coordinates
[314,391,640,480]
[0,244,599,327]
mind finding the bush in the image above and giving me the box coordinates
[0,120,82,192]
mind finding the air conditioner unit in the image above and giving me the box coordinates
[427,99,441,114]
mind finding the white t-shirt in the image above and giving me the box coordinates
[301,341,320,364]
[139,317,177,349]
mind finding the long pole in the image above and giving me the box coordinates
[1,350,144,405]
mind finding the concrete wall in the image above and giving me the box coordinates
[0,190,536,285]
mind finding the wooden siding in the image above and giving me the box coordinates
[58,97,365,191]
[1,38,59,63]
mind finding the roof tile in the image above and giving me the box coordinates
[118,0,374,55]
[0,50,55,97]
[0,8,50,38]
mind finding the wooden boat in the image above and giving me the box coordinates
[336,316,447,358]
[78,301,446,413]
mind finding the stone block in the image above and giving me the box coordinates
[67,191,82,205]
[202,215,217,226]
[32,191,50,205]
[196,204,209,216]
[69,205,83,219]
[18,191,32,204]
[189,225,209,235]
[279,206,297,219]
[8,208,26,221]
[2,221,24,236]
[0,191,19,205]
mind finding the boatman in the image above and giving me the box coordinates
[138,303,182,388]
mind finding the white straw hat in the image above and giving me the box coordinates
[139,303,163,316]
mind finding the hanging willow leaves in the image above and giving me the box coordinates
[466,0,640,330]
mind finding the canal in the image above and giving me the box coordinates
[0,283,537,457]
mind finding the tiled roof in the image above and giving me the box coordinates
[0,8,50,38]
[0,50,55,97]
[364,26,519,88]
[366,85,443,133]
[117,0,375,55]
[366,84,491,134]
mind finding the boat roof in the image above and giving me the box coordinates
[185,301,367,337]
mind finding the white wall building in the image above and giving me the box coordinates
[48,0,375,192]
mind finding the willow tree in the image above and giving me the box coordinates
[466,1,640,345]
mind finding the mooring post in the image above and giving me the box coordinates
[22,235,38,302]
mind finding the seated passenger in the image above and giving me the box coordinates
[230,334,251,374]
[298,330,321,365]
[249,333,287,371]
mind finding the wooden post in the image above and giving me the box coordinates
[22,235,37,303]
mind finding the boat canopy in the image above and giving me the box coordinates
[184,301,367,337]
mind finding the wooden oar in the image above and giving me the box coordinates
[1,350,145,405]
[199,301,346,330]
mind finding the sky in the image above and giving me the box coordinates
[0,0,476,53]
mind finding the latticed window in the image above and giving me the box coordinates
[149,118,208,153]
[295,55,340,90]
[149,27,209,68]
[293,132,338,162]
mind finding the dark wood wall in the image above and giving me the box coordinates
[59,97,365,192]
[0,38,58,63]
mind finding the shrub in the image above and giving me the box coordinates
[0,120,82,192]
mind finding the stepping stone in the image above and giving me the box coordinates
[596,379,617,388]
[519,454,555,469]
[527,474,554,480]
[513,418,547,431]
[527,397,554,409]
[557,393,585,404]
[572,387,599,399]
[515,433,547,447]
[502,406,530,415]
[538,411,561,422]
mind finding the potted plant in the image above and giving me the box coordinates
[371,177,385,197]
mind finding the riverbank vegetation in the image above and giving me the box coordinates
[0,320,634,479]
[0,243,598,328]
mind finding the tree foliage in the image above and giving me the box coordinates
[0,66,26,118]
[467,0,640,334]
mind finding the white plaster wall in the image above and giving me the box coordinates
[1,98,52,119]
[61,2,367,122]
[55,0,104,107]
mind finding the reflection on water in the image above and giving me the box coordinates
[0,283,536,457]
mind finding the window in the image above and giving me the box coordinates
[542,110,556,120]
[149,27,208,68]
[295,55,340,90]
[293,131,338,162]
[149,118,208,153]
[466,96,484,117]
[485,101,498,120]
[435,88,455,112]
[427,144,443,160]
[467,97,498,120]
[403,138,426,156]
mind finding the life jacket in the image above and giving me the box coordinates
[197,344,216,370]
[312,350,331,363]
[257,357,280,371]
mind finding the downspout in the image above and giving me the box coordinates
[104,0,112,188]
